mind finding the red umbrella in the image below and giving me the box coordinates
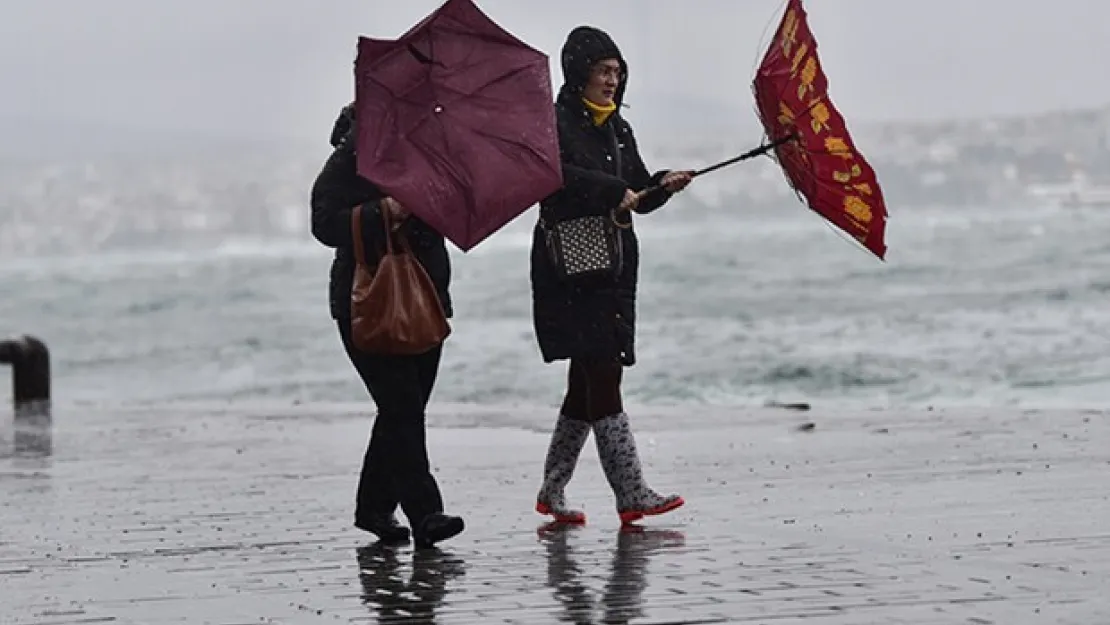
[354,0,563,252]
[753,0,889,260]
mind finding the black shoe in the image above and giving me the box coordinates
[354,513,411,543]
[414,513,465,549]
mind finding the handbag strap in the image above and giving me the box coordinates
[379,201,395,256]
[352,200,413,265]
[378,199,417,257]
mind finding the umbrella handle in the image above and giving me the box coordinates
[634,133,797,200]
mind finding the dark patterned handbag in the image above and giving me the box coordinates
[543,124,627,282]
[543,214,624,281]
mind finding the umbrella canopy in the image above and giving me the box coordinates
[753,0,889,260]
[354,0,563,251]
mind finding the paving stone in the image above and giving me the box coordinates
[1,405,1108,623]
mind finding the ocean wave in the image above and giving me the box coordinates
[4,152,1110,413]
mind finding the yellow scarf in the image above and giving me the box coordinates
[582,97,616,126]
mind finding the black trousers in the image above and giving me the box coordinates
[338,320,445,527]
[560,358,624,422]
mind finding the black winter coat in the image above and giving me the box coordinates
[310,106,453,321]
[531,27,675,366]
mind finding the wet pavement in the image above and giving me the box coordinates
[1,403,1108,624]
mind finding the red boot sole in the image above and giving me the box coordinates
[619,496,685,525]
[535,501,586,524]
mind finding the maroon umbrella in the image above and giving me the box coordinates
[354,0,563,252]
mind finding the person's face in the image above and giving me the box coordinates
[583,59,621,106]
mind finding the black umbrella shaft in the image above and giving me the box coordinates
[635,133,796,199]
[693,133,796,177]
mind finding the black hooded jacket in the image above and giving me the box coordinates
[310,104,453,321]
[530,26,675,366]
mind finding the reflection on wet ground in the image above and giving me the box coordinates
[2,406,1108,623]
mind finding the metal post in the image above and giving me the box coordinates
[0,335,51,418]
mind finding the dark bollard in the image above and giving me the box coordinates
[0,335,51,418]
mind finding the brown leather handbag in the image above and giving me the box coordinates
[350,204,450,355]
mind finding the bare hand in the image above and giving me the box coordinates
[660,170,694,193]
[380,197,410,230]
[617,188,640,213]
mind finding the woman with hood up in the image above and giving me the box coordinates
[531,26,694,525]
[310,103,464,548]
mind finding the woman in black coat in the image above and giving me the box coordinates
[310,103,464,548]
[531,26,694,525]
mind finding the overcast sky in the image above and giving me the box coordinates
[1,0,1108,142]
